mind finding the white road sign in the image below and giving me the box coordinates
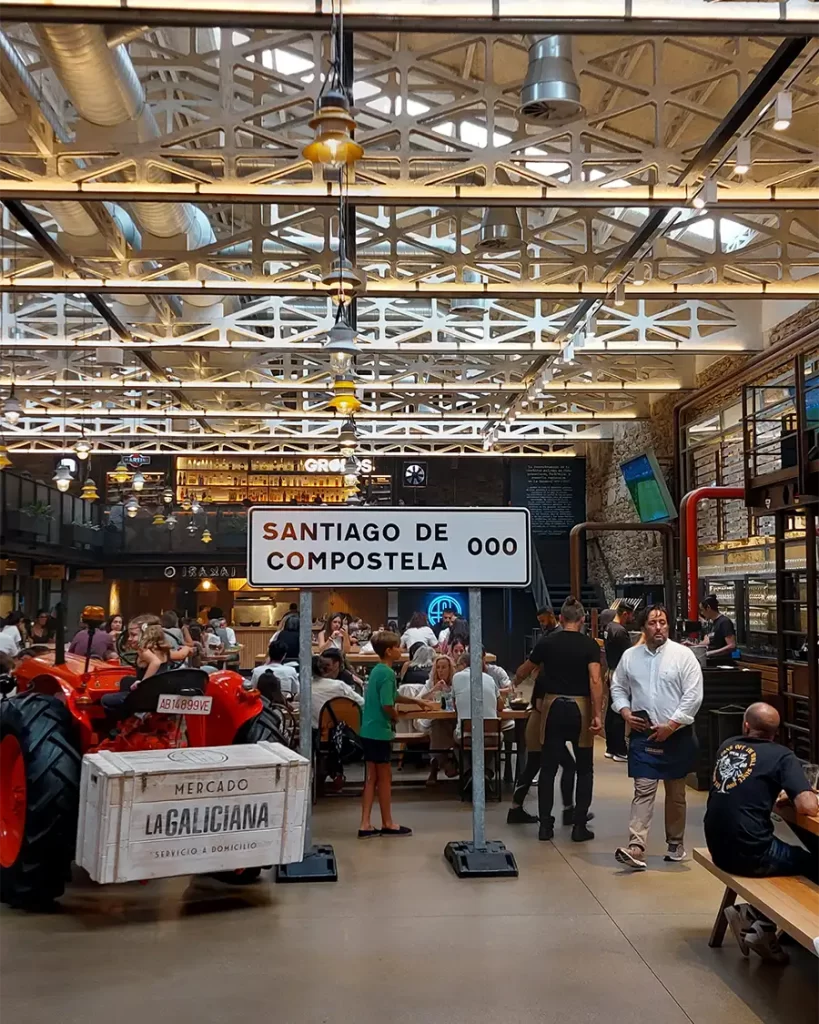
[247,506,531,588]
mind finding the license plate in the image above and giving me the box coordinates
[156,694,213,716]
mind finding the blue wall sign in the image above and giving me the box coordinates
[426,592,465,625]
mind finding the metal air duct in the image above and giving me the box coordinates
[475,208,524,252]
[34,24,206,243]
[450,268,489,316]
[519,35,584,126]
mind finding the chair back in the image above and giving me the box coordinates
[461,718,501,750]
[318,697,362,743]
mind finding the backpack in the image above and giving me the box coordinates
[324,702,363,777]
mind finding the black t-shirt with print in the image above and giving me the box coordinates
[529,630,600,701]
[704,736,811,868]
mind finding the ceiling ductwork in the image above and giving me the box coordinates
[475,208,524,252]
[450,268,489,316]
[519,35,584,126]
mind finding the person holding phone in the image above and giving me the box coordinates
[318,613,352,654]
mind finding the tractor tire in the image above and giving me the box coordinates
[207,701,289,886]
[0,693,81,909]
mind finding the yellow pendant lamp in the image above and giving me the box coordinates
[303,89,363,169]
[327,378,361,416]
[0,444,11,470]
[80,477,99,502]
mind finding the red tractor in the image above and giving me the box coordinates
[0,612,284,909]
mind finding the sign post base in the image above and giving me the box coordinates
[444,840,518,878]
[275,844,338,883]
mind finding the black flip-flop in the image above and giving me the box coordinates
[358,828,381,839]
[380,825,413,837]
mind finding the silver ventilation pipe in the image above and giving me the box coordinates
[519,35,584,126]
[450,268,489,315]
[475,208,524,252]
[34,23,208,243]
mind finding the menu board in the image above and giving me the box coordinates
[510,459,586,583]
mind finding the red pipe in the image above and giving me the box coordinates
[680,486,745,621]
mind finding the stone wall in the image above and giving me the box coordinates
[585,394,676,600]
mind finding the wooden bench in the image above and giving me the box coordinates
[693,848,819,956]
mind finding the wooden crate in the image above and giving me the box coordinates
[76,742,308,884]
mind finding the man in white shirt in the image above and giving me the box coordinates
[610,605,703,870]
[250,640,299,697]
[451,650,504,741]
[436,609,457,649]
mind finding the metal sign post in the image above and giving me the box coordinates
[443,588,518,878]
[248,506,530,882]
[275,589,338,882]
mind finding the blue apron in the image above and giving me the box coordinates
[628,722,698,780]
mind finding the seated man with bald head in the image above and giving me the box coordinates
[705,702,818,882]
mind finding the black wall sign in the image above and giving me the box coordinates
[510,458,586,585]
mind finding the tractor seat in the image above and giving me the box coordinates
[118,669,209,716]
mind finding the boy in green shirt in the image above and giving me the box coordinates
[358,630,429,838]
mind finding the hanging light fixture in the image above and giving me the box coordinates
[191,499,202,515]
[112,458,130,484]
[162,486,174,504]
[74,438,91,461]
[325,305,361,376]
[180,495,192,512]
[80,476,99,502]
[53,464,73,493]
[338,417,358,456]
[614,282,626,306]
[322,257,367,304]
[2,389,22,426]
[152,511,166,526]
[734,137,751,176]
[186,522,198,535]
[132,470,145,492]
[303,10,362,169]
[0,445,11,470]
[475,208,524,252]
[166,514,177,531]
[201,528,213,544]
[327,377,362,415]
[124,495,140,518]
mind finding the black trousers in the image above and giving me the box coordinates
[538,698,593,829]
[514,746,575,808]
[604,698,627,757]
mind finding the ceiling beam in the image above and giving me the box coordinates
[3,1,817,37]
[3,180,817,211]
[2,279,815,301]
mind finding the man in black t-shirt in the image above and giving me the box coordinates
[698,595,737,667]
[603,604,633,760]
[704,702,817,963]
[507,608,573,827]
[535,597,603,842]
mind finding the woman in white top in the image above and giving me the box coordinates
[0,612,24,657]
[417,654,457,784]
[317,613,352,654]
[400,611,439,652]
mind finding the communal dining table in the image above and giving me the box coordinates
[777,802,819,837]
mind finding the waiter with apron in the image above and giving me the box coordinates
[609,605,704,871]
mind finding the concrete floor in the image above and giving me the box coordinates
[2,744,816,1024]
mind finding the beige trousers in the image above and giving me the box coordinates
[628,777,687,851]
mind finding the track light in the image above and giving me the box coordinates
[573,329,586,351]
[692,178,717,210]
[614,282,625,306]
[773,90,792,132]
[632,261,651,286]
[563,342,575,364]
[586,312,597,340]
[734,137,751,176]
